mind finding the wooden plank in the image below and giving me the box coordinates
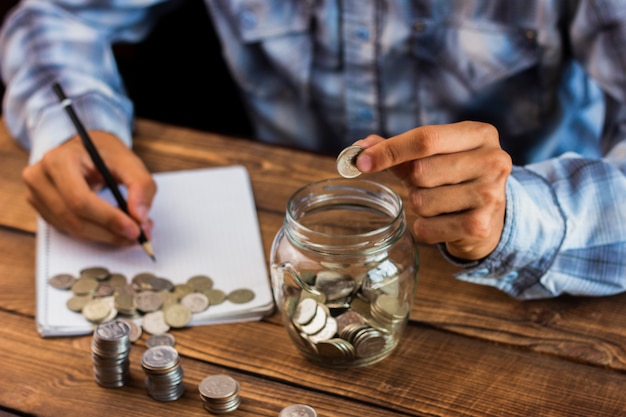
[3,308,625,417]
[2,117,626,386]
[0,228,36,316]
[0,311,408,417]
[0,120,35,233]
[411,249,626,371]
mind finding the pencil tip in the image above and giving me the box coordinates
[141,241,156,262]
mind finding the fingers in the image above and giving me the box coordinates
[355,121,499,174]
[97,133,157,238]
[22,132,156,245]
[351,121,511,261]
[23,163,137,245]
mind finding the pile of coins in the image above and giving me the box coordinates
[285,266,412,366]
[91,319,132,388]
[198,374,242,413]
[48,266,256,335]
[141,345,185,401]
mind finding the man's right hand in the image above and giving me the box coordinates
[22,131,157,245]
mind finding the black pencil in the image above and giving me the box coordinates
[52,82,156,262]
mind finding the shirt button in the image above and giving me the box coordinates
[355,27,370,41]
[239,10,257,30]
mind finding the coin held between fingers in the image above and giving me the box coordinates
[336,145,364,178]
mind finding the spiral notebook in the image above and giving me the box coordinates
[35,165,275,337]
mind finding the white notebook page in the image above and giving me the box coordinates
[36,165,274,337]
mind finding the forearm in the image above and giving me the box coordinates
[0,0,174,162]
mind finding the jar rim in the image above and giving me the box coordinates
[284,178,406,255]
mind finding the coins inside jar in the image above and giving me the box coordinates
[336,145,364,178]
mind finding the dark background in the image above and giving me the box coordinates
[0,0,252,139]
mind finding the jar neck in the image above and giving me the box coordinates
[284,179,406,256]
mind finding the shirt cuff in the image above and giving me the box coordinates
[444,167,566,299]
[28,91,133,164]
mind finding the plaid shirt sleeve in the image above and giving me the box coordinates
[0,0,176,163]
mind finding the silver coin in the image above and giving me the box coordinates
[48,273,76,290]
[279,404,318,417]
[146,332,176,348]
[336,145,364,178]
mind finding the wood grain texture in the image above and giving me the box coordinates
[0,121,35,232]
[2,117,626,416]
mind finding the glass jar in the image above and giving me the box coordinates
[270,178,418,368]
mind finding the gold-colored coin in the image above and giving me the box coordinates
[66,294,92,312]
[163,304,192,328]
[114,292,137,315]
[82,298,112,323]
[80,266,111,281]
[107,273,128,290]
[71,276,99,295]
[159,290,178,309]
[227,288,255,304]
[201,288,226,306]
[172,283,193,300]
[131,272,158,291]
[186,274,214,291]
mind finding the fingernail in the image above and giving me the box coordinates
[141,221,153,239]
[121,223,138,240]
[136,204,148,222]
[356,153,373,172]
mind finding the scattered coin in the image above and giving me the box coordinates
[163,304,192,329]
[66,294,92,312]
[279,404,318,417]
[142,310,170,335]
[146,332,176,348]
[180,292,210,313]
[187,274,214,291]
[82,298,112,323]
[49,267,257,339]
[71,276,99,295]
[80,266,110,281]
[48,273,76,290]
[119,318,142,342]
[202,288,226,306]
[227,288,255,304]
[135,290,163,313]
[336,145,364,178]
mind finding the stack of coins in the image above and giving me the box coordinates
[198,374,241,413]
[91,319,132,388]
[279,404,318,417]
[141,345,185,401]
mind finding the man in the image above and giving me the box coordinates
[1,0,625,299]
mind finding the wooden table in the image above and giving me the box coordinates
[1,118,625,417]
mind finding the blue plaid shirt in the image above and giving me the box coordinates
[2,0,626,299]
